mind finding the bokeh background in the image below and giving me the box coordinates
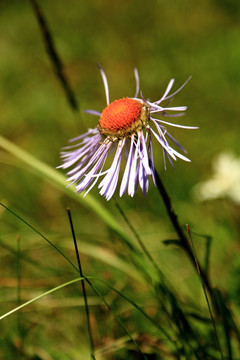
[1,0,240,359]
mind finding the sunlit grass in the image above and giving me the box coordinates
[1,0,240,359]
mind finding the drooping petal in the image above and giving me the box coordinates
[128,136,140,197]
[83,159,107,197]
[165,131,187,153]
[98,139,125,200]
[138,160,149,196]
[156,123,190,162]
[150,126,177,161]
[69,128,99,143]
[138,131,152,175]
[60,131,101,169]
[68,141,112,184]
[171,148,191,162]
[120,135,135,197]
[147,129,156,185]
[76,146,110,192]
[65,136,107,176]
[104,158,122,200]
[161,146,176,170]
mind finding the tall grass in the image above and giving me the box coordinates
[1,1,240,359]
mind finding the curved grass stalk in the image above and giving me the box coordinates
[0,275,147,359]
[0,202,79,273]
[0,135,134,251]
[0,202,144,283]
[0,277,84,321]
[0,135,159,282]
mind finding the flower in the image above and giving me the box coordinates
[192,152,240,204]
[60,66,197,200]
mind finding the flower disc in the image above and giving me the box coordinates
[99,98,143,135]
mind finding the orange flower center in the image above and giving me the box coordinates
[98,98,148,139]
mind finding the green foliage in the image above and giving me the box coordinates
[1,0,240,359]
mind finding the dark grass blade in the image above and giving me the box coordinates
[67,208,95,360]
[155,283,209,359]
[67,207,147,360]
[0,202,147,358]
[94,278,178,350]
[190,230,213,276]
[214,289,240,360]
[0,201,228,358]
[186,225,224,360]
[114,199,208,358]
[85,279,148,360]
[0,202,78,272]
[30,0,79,111]
[97,277,215,358]
[154,168,213,294]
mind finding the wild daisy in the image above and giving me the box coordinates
[60,66,197,200]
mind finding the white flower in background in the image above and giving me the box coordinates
[193,152,240,204]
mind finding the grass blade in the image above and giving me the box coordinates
[0,278,84,321]
[186,225,224,359]
[67,208,95,359]
[30,0,79,111]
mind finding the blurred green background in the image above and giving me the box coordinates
[1,0,240,359]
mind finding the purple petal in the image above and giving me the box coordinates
[69,128,99,143]
[76,147,109,192]
[120,135,135,197]
[138,131,152,175]
[165,131,187,153]
[150,125,177,161]
[147,129,156,185]
[164,76,192,101]
[128,137,140,197]
[69,141,112,184]
[171,148,191,162]
[98,140,125,200]
[138,161,149,196]
[84,109,102,116]
[155,79,175,105]
[151,117,197,129]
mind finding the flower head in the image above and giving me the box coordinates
[60,66,197,200]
